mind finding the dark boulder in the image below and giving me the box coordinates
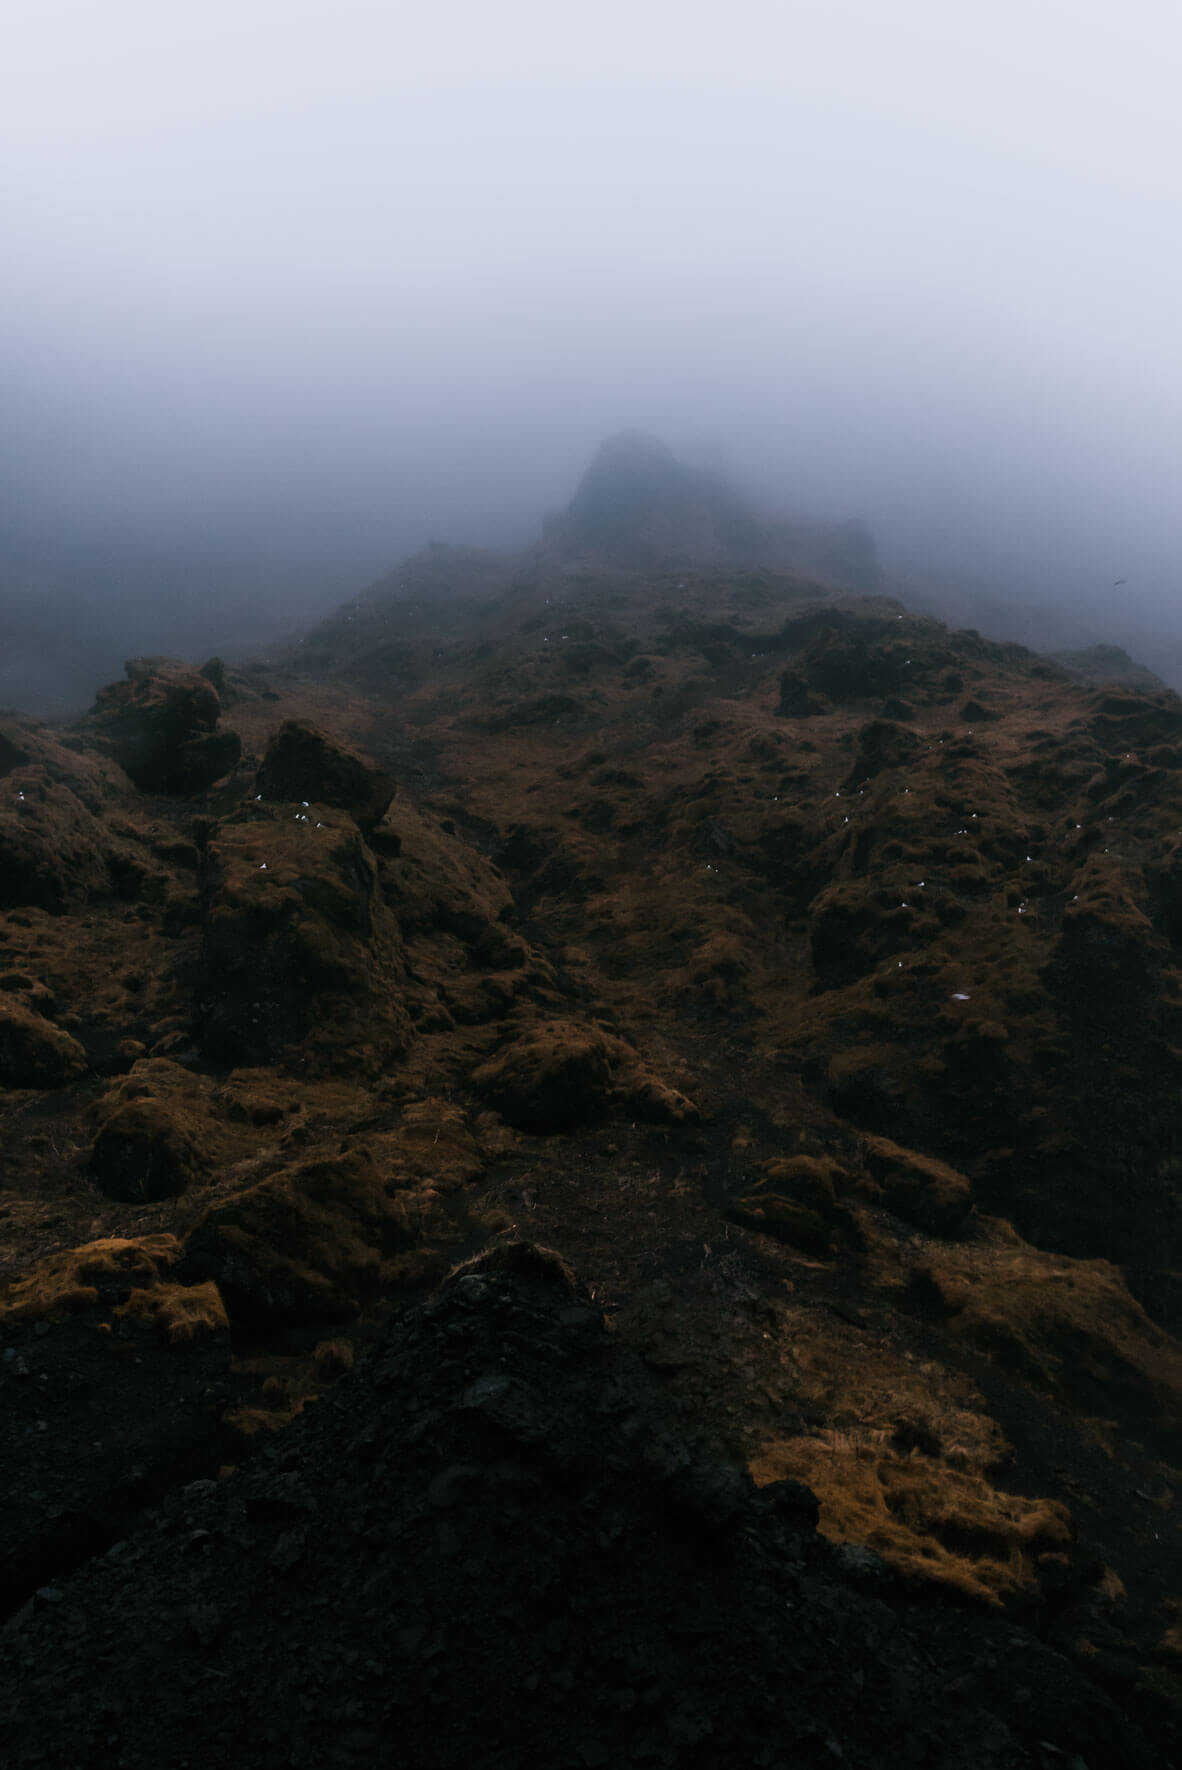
[254,720,395,830]
[195,805,411,1075]
[89,1094,208,1203]
[843,718,923,787]
[87,659,241,794]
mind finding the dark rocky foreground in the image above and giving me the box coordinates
[0,1248,1164,1770]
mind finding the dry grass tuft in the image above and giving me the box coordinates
[0,1234,180,1322]
[445,1238,585,1300]
[907,1218,1182,1441]
[116,1279,229,1344]
[751,1434,1069,1607]
[312,1338,355,1379]
[1094,1564,1127,1603]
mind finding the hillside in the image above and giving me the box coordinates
[3,447,1182,1765]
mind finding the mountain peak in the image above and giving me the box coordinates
[544,430,767,565]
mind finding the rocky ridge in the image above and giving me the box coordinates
[3,459,1182,1762]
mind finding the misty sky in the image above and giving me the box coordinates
[3,2,1181,682]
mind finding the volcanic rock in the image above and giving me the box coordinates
[860,1135,974,1236]
[544,431,880,587]
[0,1237,229,1616]
[0,719,143,911]
[180,1144,446,1327]
[729,1155,853,1256]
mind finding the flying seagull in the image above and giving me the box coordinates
[1113,578,1127,586]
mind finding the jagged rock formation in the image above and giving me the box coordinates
[543,428,773,563]
[541,430,879,587]
[85,657,241,794]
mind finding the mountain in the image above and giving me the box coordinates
[543,428,880,585]
[2,444,1182,1765]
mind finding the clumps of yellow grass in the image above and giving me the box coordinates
[0,1234,180,1322]
[752,1432,1069,1607]
[116,1279,229,1344]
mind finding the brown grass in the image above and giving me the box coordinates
[751,1433,1069,1606]
[116,1279,229,1344]
[906,1218,1182,1438]
[312,1338,355,1378]
[0,1234,181,1322]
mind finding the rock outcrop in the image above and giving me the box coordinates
[255,719,395,830]
[195,803,411,1073]
[86,658,241,793]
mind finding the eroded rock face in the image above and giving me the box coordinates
[255,720,394,830]
[87,659,241,794]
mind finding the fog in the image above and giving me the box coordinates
[4,1,1182,709]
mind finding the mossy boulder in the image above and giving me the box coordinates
[87,659,241,794]
[181,1146,445,1326]
[86,1060,228,1203]
[472,1019,697,1134]
[859,1135,973,1236]
[255,721,394,831]
[729,1155,851,1256]
[0,997,87,1087]
[196,805,411,1074]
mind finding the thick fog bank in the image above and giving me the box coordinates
[3,410,1181,715]
[4,5,1180,707]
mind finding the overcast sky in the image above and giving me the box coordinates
[3,2,1180,674]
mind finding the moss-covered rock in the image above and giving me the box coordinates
[0,997,87,1087]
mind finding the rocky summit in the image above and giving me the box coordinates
[3,440,1182,1767]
